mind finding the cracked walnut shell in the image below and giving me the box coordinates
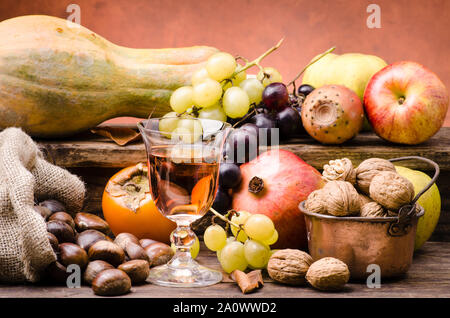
[322,158,356,185]
[267,249,313,285]
[322,181,360,216]
[369,171,415,211]
[355,158,396,195]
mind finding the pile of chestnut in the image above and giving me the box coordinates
[35,199,174,296]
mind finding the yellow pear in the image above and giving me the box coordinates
[302,53,388,101]
[395,166,441,250]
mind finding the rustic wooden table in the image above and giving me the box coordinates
[1,126,445,298]
[1,242,449,298]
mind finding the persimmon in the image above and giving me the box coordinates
[190,175,214,214]
[102,163,176,244]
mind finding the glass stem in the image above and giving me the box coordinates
[167,224,196,270]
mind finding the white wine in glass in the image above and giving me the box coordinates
[138,117,231,287]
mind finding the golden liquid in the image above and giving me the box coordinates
[147,145,220,224]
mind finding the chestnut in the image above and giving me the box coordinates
[144,242,174,267]
[45,261,69,285]
[84,260,114,285]
[92,269,131,296]
[88,240,125,267]
[124,242,149,262]
[47,232,59,253]
[76,229,110,252]
[58,243,89,270]
[114,233,148,262]
[49,212,75,230]
[34,205,53,220]
[39,199,66,214]
[114,233,140,249]
[47,220,75,243]
[74,212,110,234]
[118,260,149,284]
[139,238,158,249]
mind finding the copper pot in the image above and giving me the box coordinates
[299,156,439,280]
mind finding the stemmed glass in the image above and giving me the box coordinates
[138,117,231,287]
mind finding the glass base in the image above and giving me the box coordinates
[147,261,223,287]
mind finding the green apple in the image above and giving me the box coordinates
[302,53,388,101]
[395,166,441,250]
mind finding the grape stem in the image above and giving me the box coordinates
[210,207,241,229]
[233,38,284,76]
[231,106,257,128]
[287,46,336,93]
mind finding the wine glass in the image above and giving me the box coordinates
[137,117,231,287]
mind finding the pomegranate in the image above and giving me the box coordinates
[232,149,324,250]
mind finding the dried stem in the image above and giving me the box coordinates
[209,207,241,229]
[287,46,336,89]
[233,38,284,76]
[232,106,257,128]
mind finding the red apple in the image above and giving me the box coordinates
[364,61,449,145]
[231,149,324,250]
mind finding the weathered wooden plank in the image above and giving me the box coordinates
[0,242,449,298]
[37,128,450,170]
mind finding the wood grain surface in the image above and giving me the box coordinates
[37,127,450,171]
[0,242,449,298]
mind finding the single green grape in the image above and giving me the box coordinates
[172,118,203,143]
[222,86,250,118]
[239,78,264,105]
[191,67,210,86]
[262,229,278,246]
[257,67,283,87]
[159,112,180,138]
[192,78,223,108]
[216,237,236,260]
[206,52,237,82]
[218,241,248,273]
[198,104,227,122]
[170,86,194,114]
[243,214,275,241]
[244,239,270,269]
[204,224,227,252]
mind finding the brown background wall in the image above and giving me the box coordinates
[1,0,449,125]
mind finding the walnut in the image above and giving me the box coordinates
[267,249,313,285]
[355,158,396,195]
[360,202,386,217]
[306,257,350,291]
[321,181,360,216]
[358,194,373,207]
[369,171,415,211]
[304,189,327,214]
[322,158,356,185]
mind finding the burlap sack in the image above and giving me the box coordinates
[0,128,85,283]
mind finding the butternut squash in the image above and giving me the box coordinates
[0,15,219,137]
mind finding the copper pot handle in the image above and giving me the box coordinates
[387,156,440,236]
